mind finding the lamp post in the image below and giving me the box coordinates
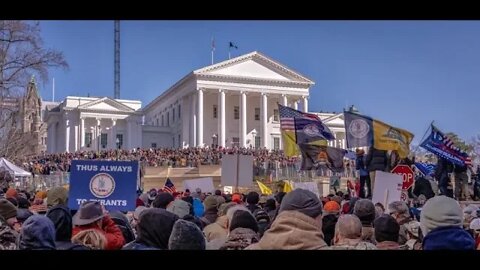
[251,129,257,149]
[212,134,217,148]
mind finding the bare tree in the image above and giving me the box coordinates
[0,20,68,160]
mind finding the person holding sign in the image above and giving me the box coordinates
[72,201,125,250]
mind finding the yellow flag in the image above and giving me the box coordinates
[372,119,414,159]
[256,181,272,195]
[283,180,293,193]
[282,131,300,157]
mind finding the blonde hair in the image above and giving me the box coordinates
[72,229,107,250]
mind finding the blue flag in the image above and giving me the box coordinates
[420,125,471,167]
[344,111,374,148]
[414,162,436,176]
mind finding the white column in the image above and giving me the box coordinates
[333,132,337,148]
[74,124,78,152]
[303,96,309,112]
[80,117,85,148]
[65,119,70,153]
[218,89,226,147]
[96,118,101,151]
[197,89,204,147]
[293,100,298,110]
[282,94,288,106]
[111,119,117,149]
[240,91,247,147]
[191,94,197,147]
[261,93,268,148]
[342,138,346,150]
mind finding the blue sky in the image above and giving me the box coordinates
[38,20,480,144]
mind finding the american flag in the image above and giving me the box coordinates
[278,104,335,140]
[442,134,472,166]
[163,178,177,193]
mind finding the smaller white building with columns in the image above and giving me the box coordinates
[45,96,143,153]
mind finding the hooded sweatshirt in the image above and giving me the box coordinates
[246,211,327,250]
[46,205,88,250]
[124,208,178,250]
[423,226,475,250]
[19,215,56,250]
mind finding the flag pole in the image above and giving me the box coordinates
[211,37,215,65]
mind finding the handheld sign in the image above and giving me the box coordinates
[68,160,139,211]
[391,165,415,202]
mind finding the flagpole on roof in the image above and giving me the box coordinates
[211,37,215,65]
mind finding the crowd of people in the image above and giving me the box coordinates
[17,147,301,177]
[0,182,478,250]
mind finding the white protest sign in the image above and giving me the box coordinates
[183,177,215,193]
[372,170,403,208]
[293,181,321,198]
[221,154,253,188]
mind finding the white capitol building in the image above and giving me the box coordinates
[45,51,347,153]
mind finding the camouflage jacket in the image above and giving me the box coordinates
[0,221,17,250]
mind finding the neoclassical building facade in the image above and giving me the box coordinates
[46,51,347,153]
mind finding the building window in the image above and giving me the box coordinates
[255,136,261,149]
[178,134,181,148]
[156,119,159,126]
[213,105,217,118]
[173,108,175,122]
[151,143,157,148]
[273,137,280,150]
[273,109,279,122]
[255,108,260,121]
[101,133,108,148]
[232,137,239,147]
[234,106,239,120]
[178,104,181,119]
[116,134,123,149]
[172,137,175,147]
[161,115,164,126]
[167,112,170,126]
[85,133,92,147]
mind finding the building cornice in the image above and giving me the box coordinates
[195,73,312,88]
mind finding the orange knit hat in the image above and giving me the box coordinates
[324,201,340,213]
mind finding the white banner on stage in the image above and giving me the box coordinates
[371,170,403,209]
[184,177,215,194]
[293,181,321,198]
[221,154,253,188]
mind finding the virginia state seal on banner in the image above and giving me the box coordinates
[303,124,320,137]
[90,173,116,198]
[348,119,370,139]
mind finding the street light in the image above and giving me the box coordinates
[212,134,217,148]
[116,137,120,149]
[97,124,101,153]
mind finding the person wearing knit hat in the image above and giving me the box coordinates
[5,188,17,199]
[246,191,261,214]
[200,195,219,227]
[46,187,68,207]
[168,219,206,250]
[18,215,56,250]
[420,195,475,250]
[220,209,259,250]
[152,192,174,209]
[231,193,242,204]
[353,199,376,244]
[166,199,190,218]
[0,199,20,232]
[246,189,327,250]
[322,201,340,246]
[374,214,407,250]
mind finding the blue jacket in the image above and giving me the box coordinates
[193,198,204,217]
[423,226,475,250]
[356,155,368,176]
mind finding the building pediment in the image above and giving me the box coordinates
[194,51,314,85]
[77,97,135,112]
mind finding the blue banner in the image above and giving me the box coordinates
[414,162,436,176]
[68,160,139,211]
[420,125,471,167]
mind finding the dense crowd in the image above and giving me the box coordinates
[0,182,478,250]
[17,147,301,176]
